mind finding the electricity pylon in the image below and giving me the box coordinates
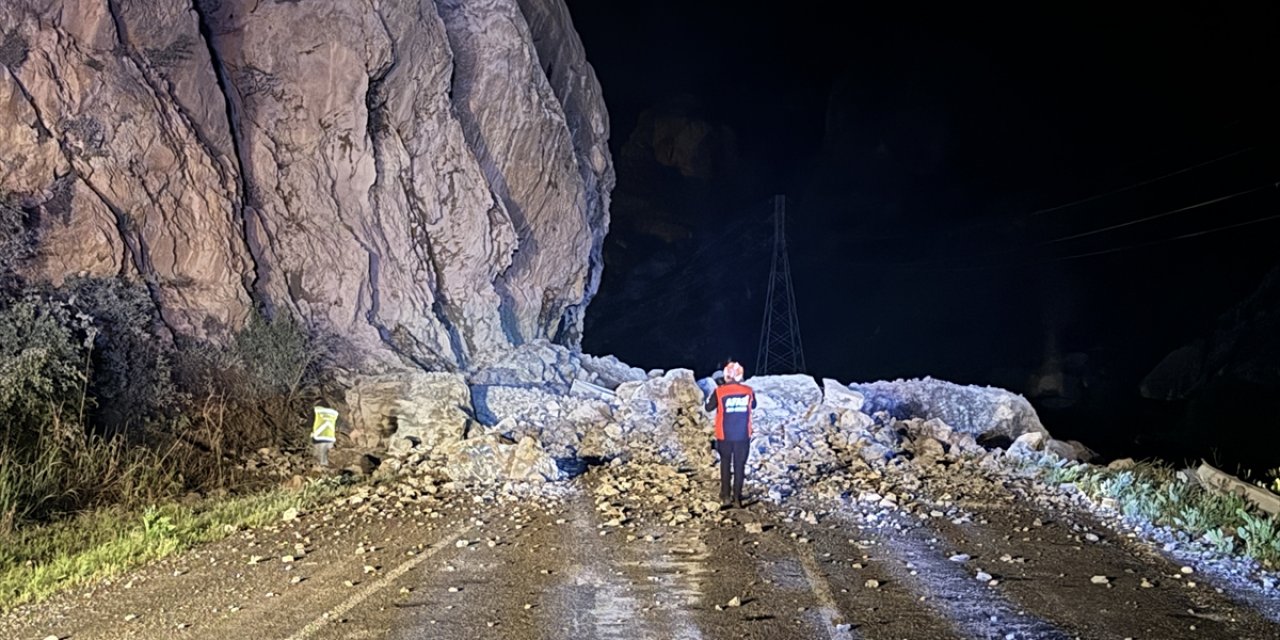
[755,195,806,375]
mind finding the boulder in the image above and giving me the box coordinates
[1044,438,1097,462]
[443,434,560,484]
[469,340,583,392]
[344,369,473,456]
[579,353,646,389]
[739,375,843,495]
[570,378,616,402]
[1008,431,1046,456]
[470,382,614,458]
[912,436,947,465]
[578,421,626,459]
[748,374,823,428]
[614,369,708,462]
[821,379,866,413]
[852,377,1049,444]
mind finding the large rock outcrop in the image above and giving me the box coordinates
[0,0,613,371]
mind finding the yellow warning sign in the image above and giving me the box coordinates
[311,406,338,443]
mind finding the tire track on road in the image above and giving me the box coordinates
[797,546,859,640]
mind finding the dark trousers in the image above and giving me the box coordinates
[718,439,750,502]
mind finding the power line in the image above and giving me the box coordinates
[812,146,1257,250]
[1022,147,1254,219]
[1040,181,1277,245]
[1051,210,1280,262]
[894,208,1280,273]
[866,179,1278,272]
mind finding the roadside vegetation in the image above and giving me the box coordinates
[1025,455,1280,568]
[0,477,349,612]
[1,209,343,610]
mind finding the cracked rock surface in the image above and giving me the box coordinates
[1,0,612,369]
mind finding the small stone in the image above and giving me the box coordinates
[1141,578,1154,588]
[281,507,299,522]
[976,571,993,582]
[1180,566,1194,575]
[949,554,971,562]
[448,586,461,593]
[1091,575,1110,585]
[124,614,138,622]
[727,596,742,607]
[864,579,880,588]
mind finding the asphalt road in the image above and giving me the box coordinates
[5,465,1280,640]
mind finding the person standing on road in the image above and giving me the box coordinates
[705,361,756,509]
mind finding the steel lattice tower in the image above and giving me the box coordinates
[756,195,806,375]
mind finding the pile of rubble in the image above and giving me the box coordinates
[330,341,1088,499]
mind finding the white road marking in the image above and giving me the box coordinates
[284,523,473,640]
[798,549,858,640]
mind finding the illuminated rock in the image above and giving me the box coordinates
[344,370,473,456]
[1,0,612,369]
[444,434,560,484]
[852,377,1049,444]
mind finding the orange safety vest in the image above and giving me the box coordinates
[713,382,755,441]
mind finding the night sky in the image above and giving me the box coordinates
[574,2,1280,465]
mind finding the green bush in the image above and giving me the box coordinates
[174,310,330,456]
[62,277,179,437]
[0,281,181,531]
[1237,510,1280,566]
[1034,459,1280,567]
[0,293,89,431]
[0,278,332,533]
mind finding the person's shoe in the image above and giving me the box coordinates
[733,499,745,510]
[720,499,733,510]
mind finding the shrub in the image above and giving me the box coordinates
[1236,510,1280,566]
[175,310,330,457]
[0,281,182,531]
[0,282,332,532]
[1034,458,1280,566]
[62,277,179,438]
[0,292,89,433]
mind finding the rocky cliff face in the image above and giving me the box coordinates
[0,0,612,371]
